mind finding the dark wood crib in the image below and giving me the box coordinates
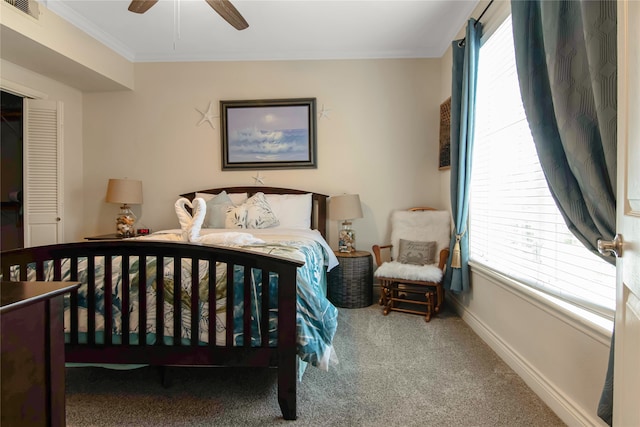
[0,240,303,420]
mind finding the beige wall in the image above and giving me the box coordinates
[0,1,133,92]
[0,59,85,243]
[82,59,443,252]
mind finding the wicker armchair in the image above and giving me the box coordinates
[372,208,450,322]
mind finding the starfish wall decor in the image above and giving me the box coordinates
[196,101,218,129]
[252,172,265,185]
[318,104,332,120]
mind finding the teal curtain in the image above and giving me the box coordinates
[444,18,482,293]
[510,1,617,424]
[511,0,617,262]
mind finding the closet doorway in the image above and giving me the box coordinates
[1,91,24,250]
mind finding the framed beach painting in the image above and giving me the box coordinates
[220,98,317,170]
[439,97,451,170]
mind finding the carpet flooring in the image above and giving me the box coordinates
[65,301,565,426]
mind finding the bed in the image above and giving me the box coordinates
[0,186,339,420]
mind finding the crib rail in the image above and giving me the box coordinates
[1,240,301,360]
[1,240,302,419]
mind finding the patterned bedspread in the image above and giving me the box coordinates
[11,229,339,371]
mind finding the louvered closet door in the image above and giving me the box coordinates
[24,99,63,247]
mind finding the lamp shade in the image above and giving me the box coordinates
[106,179,143,205]
[329,194,363,221]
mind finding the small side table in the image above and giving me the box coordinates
[84,233,127,240]
[328,250,373,308]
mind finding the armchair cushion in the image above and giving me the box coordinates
[390,210,450,260]
[374,261,443,282]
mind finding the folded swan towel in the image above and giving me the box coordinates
[196,232,265,246]
[175,197,206,242]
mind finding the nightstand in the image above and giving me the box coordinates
[84,233,128,240]
[327,250,373,308]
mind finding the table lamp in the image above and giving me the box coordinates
[106,178,143,237]
[329,194,363,253]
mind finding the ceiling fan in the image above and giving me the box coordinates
[128,0,249,31]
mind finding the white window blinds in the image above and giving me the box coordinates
[469,16,616,318]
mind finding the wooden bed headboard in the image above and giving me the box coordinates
[180,186,329,238]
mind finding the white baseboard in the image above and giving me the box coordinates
[447,294,606,427]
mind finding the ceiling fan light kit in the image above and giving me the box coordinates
[128,0,249,31]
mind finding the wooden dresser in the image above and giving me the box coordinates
[1,281,80,427]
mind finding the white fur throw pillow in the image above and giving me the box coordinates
[374,261,443,282]
[390,210,451,260]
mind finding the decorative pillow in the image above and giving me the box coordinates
[204,191,235,228]
[264,193,312,229]
[397,239,437,265]
[225,204,248,228]
[196,192,248,205]
[244,192,279,229]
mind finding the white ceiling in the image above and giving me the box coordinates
[45,0,479,62]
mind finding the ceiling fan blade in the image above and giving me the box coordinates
[205,0,249,31]
[128,0,158,14]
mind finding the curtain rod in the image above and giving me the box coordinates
[475,0,495,26]
[459,0,495,46]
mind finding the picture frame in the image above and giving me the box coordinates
[220,98,317,170]
[439,97,452,170]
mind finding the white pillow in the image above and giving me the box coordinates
[264,193,312,229]
[196,192,248,205]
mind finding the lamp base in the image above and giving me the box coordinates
[338,221,356,253]
[116,205,136,237]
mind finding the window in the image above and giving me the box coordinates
[469,16,616,318]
